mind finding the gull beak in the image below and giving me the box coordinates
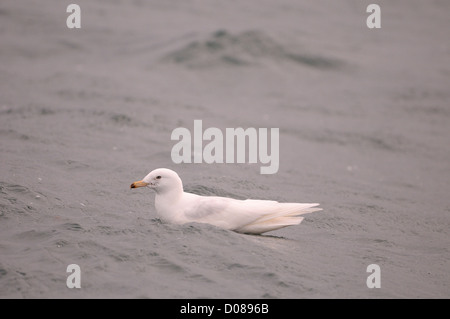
[130,180,149,189]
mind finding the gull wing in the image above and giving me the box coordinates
[182,194,321,234]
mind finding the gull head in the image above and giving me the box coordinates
[130,168,183,194]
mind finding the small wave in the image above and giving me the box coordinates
[60,222,84,232]
[110,113,133,125]
[0,182,40,217]
[14,229,58,241]
[151,256,186,274]
[0,267,7,278]
[163,29,343,70]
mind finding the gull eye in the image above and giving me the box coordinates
[156,176,162,179]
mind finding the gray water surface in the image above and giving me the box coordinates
[1,0,449,298]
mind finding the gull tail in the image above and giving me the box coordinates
[234,202,322,235]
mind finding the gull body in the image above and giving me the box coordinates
[131,168,321,234]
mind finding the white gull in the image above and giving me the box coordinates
[131,168,321,234]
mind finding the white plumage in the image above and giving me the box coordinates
[130,168,321,234]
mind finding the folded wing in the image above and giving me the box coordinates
[183,195,321,234]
